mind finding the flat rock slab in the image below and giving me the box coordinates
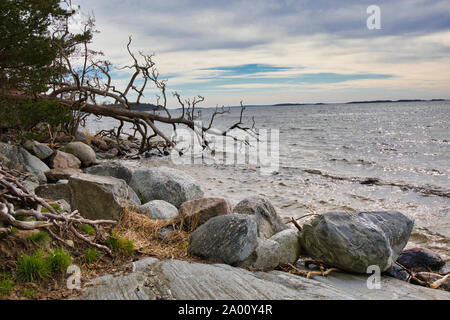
[76,258,450,300]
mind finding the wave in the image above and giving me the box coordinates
[302,168,450,198]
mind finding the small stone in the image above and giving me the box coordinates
[270,229,301,266]
[397,247,445,272]
[238,238,280,271]
[137,200,179,220]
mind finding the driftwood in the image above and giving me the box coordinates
[0,165,116,255]
[285,263,339,279]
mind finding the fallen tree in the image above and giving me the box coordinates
[1,1,257,156]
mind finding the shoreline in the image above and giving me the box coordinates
[114,156,450,263]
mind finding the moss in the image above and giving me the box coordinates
[16,250,51,283]
[105,232,134,255]
[27,231,50,245]
[179,241,189,250]
[81,224,96,236]
[84,248,98,264]
[22,288,39,299]
[0,273,15,295]
[48,248,72,273]
[41,203,62,213]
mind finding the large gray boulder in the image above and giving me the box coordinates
[69,173,140,220]
[84,162,133,184]
[35,181,73,204]
[137,200,179,220]
[23,140,53,160]
[129,166,204,208]
[233,196,288,238]
[62,141,96,167]
[0,142,49,182]
[238,238,280,271]
[270,228,301,266]
[299,211,414,274]
[188,214,258,265]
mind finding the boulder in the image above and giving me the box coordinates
[0,142,49,182]
[69,173,140,220]
[84,162,133,184]
[188,214,258,265]
[233,196,287,238]
[35,182,72,204]
[49,151,81,169]
[129,166,204,208]
[384,264,410,282]
[179,197,232,231]
[23,140,53,160]
[90,138,109,151]
[45,168,81,183]
[270,228,301,266]
[397,248,445,272]
[62,142,96,167]
[298,211,414,273]
[238,238,280,271]
[137,200,179,220]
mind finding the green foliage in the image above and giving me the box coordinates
[27,231,50,245]
[84,248,98,264]
[0,99,72,132]
[81,224,96,236]
[48,248,72,273]
[106,232,135,255]
[16,250,51,282]
[0,272,15,295]
[0,0,72,93]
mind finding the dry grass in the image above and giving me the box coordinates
[114,207,201,261]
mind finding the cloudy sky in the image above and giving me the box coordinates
[71,0,450,107]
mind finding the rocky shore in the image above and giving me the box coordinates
[1,136,449,300]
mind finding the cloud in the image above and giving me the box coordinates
[70,0,450,105]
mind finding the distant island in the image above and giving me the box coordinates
[273,99,447,107]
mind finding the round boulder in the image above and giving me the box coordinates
[62,141,96,167]
[188,214,258,265]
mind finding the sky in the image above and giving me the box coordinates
[71,0,450,107]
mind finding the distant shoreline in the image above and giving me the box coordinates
[191,99,449,110]
[273,99,447,107]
